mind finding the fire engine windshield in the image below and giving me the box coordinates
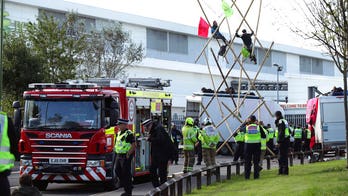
[23,100,101,130]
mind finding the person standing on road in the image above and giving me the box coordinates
[11,174,42,196]
[143,119,175,188]
[305,125,311,152]
[244,115,266,179]
[266,124,275,155]
[293,125,303,157]
[170,123,182,165]
[198,118,219,167]
[258,121,269,171]
[115,119,136,196]
[275,111,290,175]
[232,122,247,162]
[0,111,18,196]
[194,119,202,165]
[182,117,198,173]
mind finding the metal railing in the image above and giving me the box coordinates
[146,149,341,196]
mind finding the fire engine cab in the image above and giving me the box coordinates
[15,78,172,191]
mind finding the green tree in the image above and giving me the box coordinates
[80,22,143,79]
[2,25,43,114]
[26,12,87,82]
[301,0,348,167]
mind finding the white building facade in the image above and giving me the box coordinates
[6,0,343,118]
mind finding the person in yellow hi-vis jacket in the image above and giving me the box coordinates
[198,118,220,167]
[182,117,197,173]
[258,121,269,171]
[0,111,18,196]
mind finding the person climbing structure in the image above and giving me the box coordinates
[235,29,257,64]
[211,20,230,56]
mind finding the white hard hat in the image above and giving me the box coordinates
[203,117,212,126]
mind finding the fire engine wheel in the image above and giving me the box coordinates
[105,161,118,191]
[33,181,48,191]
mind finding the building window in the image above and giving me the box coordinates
[300,56,323,75]
[39,9,96,33]
[169,32,188,54]
[257,48,272,66]
[146,28,167,51]
[146,28,188,54]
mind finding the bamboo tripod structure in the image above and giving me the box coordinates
[196,0,276,155]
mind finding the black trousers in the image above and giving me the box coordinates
[266,139,274,155]
[233,142,244,161]
[278,139,290,175]
[195,142,202,163]
[0,171,11,196]
[150,158,168,188]
[173,142,179,163]
[244,143,261,179]
[294,139,302,152]
[115,154,133,194]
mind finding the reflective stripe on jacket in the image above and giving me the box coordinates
[182,125,197,150]
[0,112,15,172]
[245,124,261,144]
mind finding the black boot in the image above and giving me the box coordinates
[278,167,283,175]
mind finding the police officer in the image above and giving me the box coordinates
[170,123,182,165]
[0,111,18,196]
[182,117,197,173]
[266,124,275,154]
[198,118,219,167]
[232,122,247,162]
[115,119,135,196]
[305,125,311,152]
[143,119,175,188]
[194,119,202,165]
[275,111,290,175]
[259,121,268,170]
[293,125,303,155]
[244,115,266,179]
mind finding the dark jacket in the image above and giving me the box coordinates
[235,32,253,46]
[11,186,42,196]
[148,123,176,162]
[276,118,289,143]
[8,117,19,161]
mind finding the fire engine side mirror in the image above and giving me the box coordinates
[12,101,22,134]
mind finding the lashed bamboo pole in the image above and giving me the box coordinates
[200,102,234,154]
[195,0,229,64]
[203,51,235,154]
[198,53,241,117]
[216,101,265,153]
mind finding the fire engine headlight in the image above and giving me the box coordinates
[20,159,32,166]
[87,160,100,167]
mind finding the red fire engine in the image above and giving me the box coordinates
[15,78,172,191]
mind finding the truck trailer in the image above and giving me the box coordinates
[186,92,283,154]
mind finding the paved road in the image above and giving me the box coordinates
[9,155,306,196]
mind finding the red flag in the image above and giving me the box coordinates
[198,17,209,38]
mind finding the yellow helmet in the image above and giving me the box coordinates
[185,117,194,126]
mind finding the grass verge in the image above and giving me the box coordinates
[190,160,348,196]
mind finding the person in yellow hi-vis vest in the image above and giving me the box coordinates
[275,111,290,175]
[182,117,197,173]
[258,121,269,171]
[0,111,18,196]
[198,118,219,167]
[115,119,135,196]
[244,115,266,179]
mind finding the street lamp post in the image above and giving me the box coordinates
[273,63,283,104]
